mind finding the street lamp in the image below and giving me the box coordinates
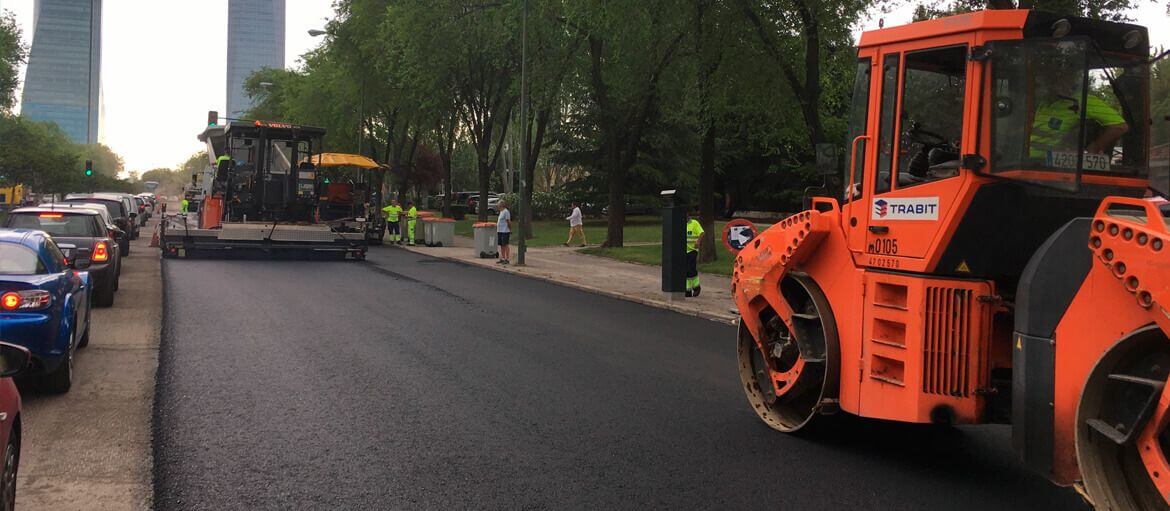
[308,29,327,37]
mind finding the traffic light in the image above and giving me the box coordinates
[84,160,94,177]
[323,176,331,185]
[207,110,218,127]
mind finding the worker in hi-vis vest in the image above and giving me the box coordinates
[382,199,404,244]
[406,201,418,246]
[180,197,189,214]
[685,213,705,297]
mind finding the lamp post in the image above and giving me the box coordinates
[517,0,529,266]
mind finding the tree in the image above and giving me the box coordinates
[390,1,519,221]
[0,116,82,193]
[914,0,1143,19]
[560,1,690,247]
[79,144,125,177]
[0,11,24,113]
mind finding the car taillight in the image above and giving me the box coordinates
[93,241,109,262]
[39,213,64,218]
[0,290,50,311]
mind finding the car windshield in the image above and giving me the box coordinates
[8,213,98,237]
[990,38,1149,187]
[0,242,41,275]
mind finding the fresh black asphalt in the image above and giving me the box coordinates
[152,246,1088,510]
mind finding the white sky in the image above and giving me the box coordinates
[0,1,1166,176]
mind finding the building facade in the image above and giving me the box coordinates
[226,0,285,118]
[20,0,103,144]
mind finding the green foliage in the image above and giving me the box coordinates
[0,11,24,113]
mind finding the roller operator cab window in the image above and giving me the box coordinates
[896,46,967,188]
[845,58,872,200]
[991,38,1148,184]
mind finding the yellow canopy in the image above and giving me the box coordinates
[307,153,381,169]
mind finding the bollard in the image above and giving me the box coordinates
[660,189,686,301]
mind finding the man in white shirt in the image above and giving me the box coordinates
[563,202,586,247]
[496,200,511,265]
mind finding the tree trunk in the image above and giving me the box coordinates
[698,121,717,263]
[522,107,550,239]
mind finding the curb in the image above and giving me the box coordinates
[395,245,738,325]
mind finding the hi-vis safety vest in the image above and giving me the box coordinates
[686,219,704,253]
[382,204,403,222]
[407,207,418,221]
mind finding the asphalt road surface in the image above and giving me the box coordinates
[154,247,1089,510]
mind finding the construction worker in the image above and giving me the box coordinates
[406,201,418,246]
[1029,66,1128,159]
[382,199,403,243]
[685,212,705,297]
[180,197,189,214]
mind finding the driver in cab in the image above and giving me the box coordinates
[1029,71,1129,160]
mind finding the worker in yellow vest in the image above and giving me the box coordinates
[180,197,189,214]
[685,213,705,297]
[381,199,403,243]
[406,201,418,246]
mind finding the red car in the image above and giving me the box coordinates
[0,342,29,510]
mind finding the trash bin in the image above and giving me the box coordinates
[420,217,435,246]
[430,218,455,247]
[415,211,435,245]
[473,222,498,258]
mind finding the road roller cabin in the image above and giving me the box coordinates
[731,9,1170,509]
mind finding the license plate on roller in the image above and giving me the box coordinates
[1048,151,1111,172]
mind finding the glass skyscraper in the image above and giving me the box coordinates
[226,0,285,118]
[20,0,102,144]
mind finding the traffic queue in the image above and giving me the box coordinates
[0,191,157,509]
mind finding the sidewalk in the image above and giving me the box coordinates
[400,235,738,324]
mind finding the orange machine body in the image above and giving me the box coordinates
[733,9,1163,492]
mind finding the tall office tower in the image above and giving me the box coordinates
[226,0,285,118]
[20,0,103,144]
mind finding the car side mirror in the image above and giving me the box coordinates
[71,247,92,270]
[0,343,31,378]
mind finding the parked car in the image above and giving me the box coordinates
[4,208,120,307]
[0,342,29,510]
[131,196,149,226]
[39,202,130,258]
[0,229,91,393]
[467,193,501,214]
[63,193,139,241]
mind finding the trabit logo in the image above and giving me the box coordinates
[874,199,889,218]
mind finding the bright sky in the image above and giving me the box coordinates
[0,1,1166,176]
[2,0,334,175]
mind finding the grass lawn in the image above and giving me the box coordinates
[436,210,760,276]
[449,214,664,247]
[579,244,736,276]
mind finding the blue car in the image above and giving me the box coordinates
[0,229,91,393]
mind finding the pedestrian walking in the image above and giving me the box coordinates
[406,201,418,246]
[382,199,403,244]
[685,212,705,297]
[496,200,511,265]
[563,202,586,247]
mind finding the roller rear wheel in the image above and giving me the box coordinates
[1077,328,1170,510]
[737,275,838,433]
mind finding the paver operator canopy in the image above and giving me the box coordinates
[199,120,328,224]
[732,9,1170,511]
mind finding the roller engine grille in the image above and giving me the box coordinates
[923,287,973,397]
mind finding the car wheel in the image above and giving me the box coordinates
[43,331,74,394]
[94,279,115,308]
[0,424,19,511]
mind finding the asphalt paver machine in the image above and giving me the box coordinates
[732,10,1170,509]
[161,115,368,259]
